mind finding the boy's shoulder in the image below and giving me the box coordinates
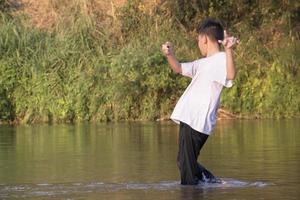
[199,52,226,64]
[209,51,226,59]
[187,52,226,69]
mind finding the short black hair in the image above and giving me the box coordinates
[197,18,224,42]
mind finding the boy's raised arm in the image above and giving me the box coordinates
[219,31,239,80]
[225,49,236,80]
[162,42,182,74]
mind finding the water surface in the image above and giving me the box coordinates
[0,120,299,199]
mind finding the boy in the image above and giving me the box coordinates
[161,18,239,185]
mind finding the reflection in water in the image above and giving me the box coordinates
[0,120,299,199]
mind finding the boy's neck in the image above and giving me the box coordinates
[206,43,221,57]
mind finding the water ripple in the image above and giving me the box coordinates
[0,179,272,198]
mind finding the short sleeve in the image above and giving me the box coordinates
[213,65,233,88]
[180,60,199,78]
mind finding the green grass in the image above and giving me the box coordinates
[0,0,299,123]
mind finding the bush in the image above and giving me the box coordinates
[0,0,299,123]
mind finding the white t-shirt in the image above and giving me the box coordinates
[170,52,232,135]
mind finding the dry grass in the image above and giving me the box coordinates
[11,0,161,30]
[15,0,127,29]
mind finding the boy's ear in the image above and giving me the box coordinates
[203,35,208,44]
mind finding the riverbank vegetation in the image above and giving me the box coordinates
[0,0,299,123]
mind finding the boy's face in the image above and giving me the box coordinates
[197,34,207,56]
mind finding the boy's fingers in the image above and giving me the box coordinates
[162,43,169,48]
[165,41,172,46]
[223,39,228,46]
[232,38,236,44]
[224,30,227,38]
[232,38,240,45]
[162,43,173,55]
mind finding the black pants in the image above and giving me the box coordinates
[177,122,218,185]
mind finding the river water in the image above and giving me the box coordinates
[0,120,299,199]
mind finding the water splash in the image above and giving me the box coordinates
[0,179,272,198]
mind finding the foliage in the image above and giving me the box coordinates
[0,0,299,123]
[0,0,9,12]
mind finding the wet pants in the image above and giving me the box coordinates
[177,122,217,185]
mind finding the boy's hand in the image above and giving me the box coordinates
[161,41,182,73]
[161,42,174,56]
[218,30,239,50]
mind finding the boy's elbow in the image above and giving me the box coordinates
[227,72,236,80]
[173,68,182,74]
[172,65,182,74]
